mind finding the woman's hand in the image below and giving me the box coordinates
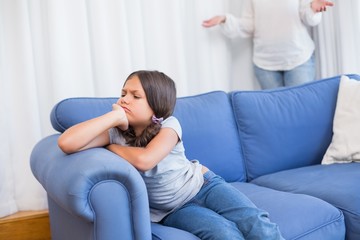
[112,103,129,131]
[202,15,226,28]
[311,0,334,13]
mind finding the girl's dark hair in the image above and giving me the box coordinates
[121,70,177,147]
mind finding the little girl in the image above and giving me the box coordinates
[58,70,284,240]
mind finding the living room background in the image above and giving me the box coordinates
[0,0,359,218]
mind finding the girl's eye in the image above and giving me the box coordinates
[134,96,141,99]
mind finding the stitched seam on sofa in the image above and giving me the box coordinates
[177,90,225,100]
[229,92,250,182]
[288,209,344,240]
[88,180,136,240]
[227,92,248,182]
[240,76,341,95]
[334,205,360,217]
[151,233,162,240]
[52,99,66,132]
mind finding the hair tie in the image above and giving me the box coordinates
[152,115,164,124]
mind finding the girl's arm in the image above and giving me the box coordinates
[58,104,128,154]
[106,127,179,172]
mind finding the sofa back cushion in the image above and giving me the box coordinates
[51,97,118,132]
[174,91,246,182]
[230,74,360,181]
[51,91,246,182]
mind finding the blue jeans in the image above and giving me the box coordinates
[254,54,315,89]
[162,171,284,240]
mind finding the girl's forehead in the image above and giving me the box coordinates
[123,76,143,90]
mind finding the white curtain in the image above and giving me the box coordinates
[314,0,360,78]
[0,0,359,218]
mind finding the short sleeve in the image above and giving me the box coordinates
[161,116,182,140]
[108,128,127,145]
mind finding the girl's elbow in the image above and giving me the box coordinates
[134,162,152,172]
[58,136,77,154]
[133,155,155,172]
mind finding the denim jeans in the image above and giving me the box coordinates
[254,54,315,90]
[162,171,284,240]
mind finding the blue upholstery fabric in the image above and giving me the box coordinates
[151,223,200,240]
[174,91,246,182]
[230,74,360,181]
[252,163,360,239]
[50,97,118,132]
[30,75,360,240]
[31,134,152,240]
[231,182,345,240]
[47,197,94,240]
[150,182,345,240]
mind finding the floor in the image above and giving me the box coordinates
[0,210,51,240]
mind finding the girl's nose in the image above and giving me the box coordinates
[118,97,127,104]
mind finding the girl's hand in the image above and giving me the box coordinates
[112,103,129,131]
[311,0,334,13]
[202,15,226,28]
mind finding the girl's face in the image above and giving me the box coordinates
[117,76,154,135]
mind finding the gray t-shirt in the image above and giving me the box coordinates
[109,116,204,222]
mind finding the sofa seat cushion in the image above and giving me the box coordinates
[232,182,345,240]
[151,182,345,240]
[151,223,200,240]
[251,163,360,240]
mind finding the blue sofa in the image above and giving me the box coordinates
[31,74,360,240]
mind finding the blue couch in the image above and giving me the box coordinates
[31,74,360,240]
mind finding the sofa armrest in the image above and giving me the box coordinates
[30,134,151,239]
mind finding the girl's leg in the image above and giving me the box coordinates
[199,172,284,240]
[284,54,315,87]
[254,65,284,89]
[162,203,245,240]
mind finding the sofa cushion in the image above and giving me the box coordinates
[230,74,360,181]
[51,97,118,132]
[51,92,246,182]
[174,91,245,182]
[151,182,345,240]
[233,182,345,240]
[322,75,360,164]
[251,163,360,240]
[151,223,200,240]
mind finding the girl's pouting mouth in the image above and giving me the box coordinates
[122,106,130,113]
